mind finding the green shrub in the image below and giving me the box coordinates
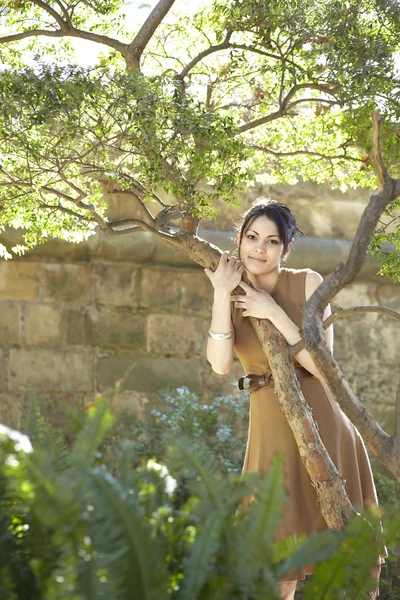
[1,394,398,600]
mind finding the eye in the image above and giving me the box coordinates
[246,234,256,240]
[269,240,279,244]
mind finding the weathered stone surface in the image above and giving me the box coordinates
[147,314,204,357]
[333,282,375,311]
[9,348,93,392]
[0,393,25,429]
[0,262,41,300]
[110,390,150,420]
[179,271,213,312]
[338,359,396,419]
[376,284,400,311]
[200,359,245,403]
[43,264,91,304]
[65,309,96,346]
[97,309,145,349]
[0,303,20,345]
[140,268,179,308]
[96,353,203,394]
[24,304,62,346]
[29,392,88,429]
[94,264,139,307]
[0,349,6,392]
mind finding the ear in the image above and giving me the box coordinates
[282,241,293,260]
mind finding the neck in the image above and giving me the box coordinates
[248,266,282,293]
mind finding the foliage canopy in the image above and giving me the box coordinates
[0,0,399,272]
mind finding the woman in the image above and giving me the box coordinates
[204,198,382,600]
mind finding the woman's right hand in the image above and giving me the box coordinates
[204,252,244,294]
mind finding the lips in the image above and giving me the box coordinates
[249,256,266,263]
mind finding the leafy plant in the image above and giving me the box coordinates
[0,395,399,599]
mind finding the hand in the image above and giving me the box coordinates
[230,281,278,319]
[204,251,243,294]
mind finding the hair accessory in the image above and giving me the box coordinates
[208,329,233,340]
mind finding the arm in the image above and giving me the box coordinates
[206,290,235,374]
[269,271,333,379]
[204,252,243,375]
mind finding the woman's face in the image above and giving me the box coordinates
[239,215,287,275]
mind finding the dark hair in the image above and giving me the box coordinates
[236,197,304,258]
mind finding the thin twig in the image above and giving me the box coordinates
[251,145,362,162]
[237,83,339,134]
[291,305,400,357]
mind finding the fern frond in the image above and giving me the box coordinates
[70,397,114,467]
[85,467,169,600]
[178,513,221,599]
[24,393,70,473]
[167,436,233,519]
[276,529,344,582]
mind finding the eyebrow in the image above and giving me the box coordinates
[247,229,280,238]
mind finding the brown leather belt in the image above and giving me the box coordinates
[238,367,313,393]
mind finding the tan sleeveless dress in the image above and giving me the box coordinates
[231,267,381,581]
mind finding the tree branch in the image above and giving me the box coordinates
[371,112,388,188]
[0,30,65,44]
[176,31,232,80]
[127,0,177,70]
[290,305,400,356]
[237,83,340,134]
[31,0,66,28]
[251,145,362,163]
[395,377,400,441]
[106,217,183,247]
[301,112,400,480]
[38,200,90,221]
[0,2,129,56]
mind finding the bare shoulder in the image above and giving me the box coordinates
[304,269,324,300]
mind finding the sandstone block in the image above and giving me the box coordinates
[140,268,179,308]
[29,392,89,429]
[94,264,139,307]
[200,360,245,403]
[376,284,400,311]
[65,310,95,345]
[97,309,144,349]
[179,271,213,311]
[43,264,91,304]
[147,314,203,357]
[0,349,6,391]
[96,353,203,394]
[333,282,374,311]
[9,348,93,392]
[0,262,41,300]
[24,304,62,346]
[0,303,20,345]
[109,390,150,421]
[0,393,24,429]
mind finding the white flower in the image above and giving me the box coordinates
[0,425,32,453]
[146,459,177,497]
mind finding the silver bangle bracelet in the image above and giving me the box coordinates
[208,329,233,341]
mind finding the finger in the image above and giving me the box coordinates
[239,281,251,290]
[204,268,211,278]
[219,251,229,263]
[235,301,246,308]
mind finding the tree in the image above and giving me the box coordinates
[0,0,400,535]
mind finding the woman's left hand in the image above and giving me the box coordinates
[230,281,278,319]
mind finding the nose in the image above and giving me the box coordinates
[254,242,266,253]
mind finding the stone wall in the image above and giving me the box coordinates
[0,182,399,459]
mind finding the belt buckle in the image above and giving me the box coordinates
[238,372,273,392]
